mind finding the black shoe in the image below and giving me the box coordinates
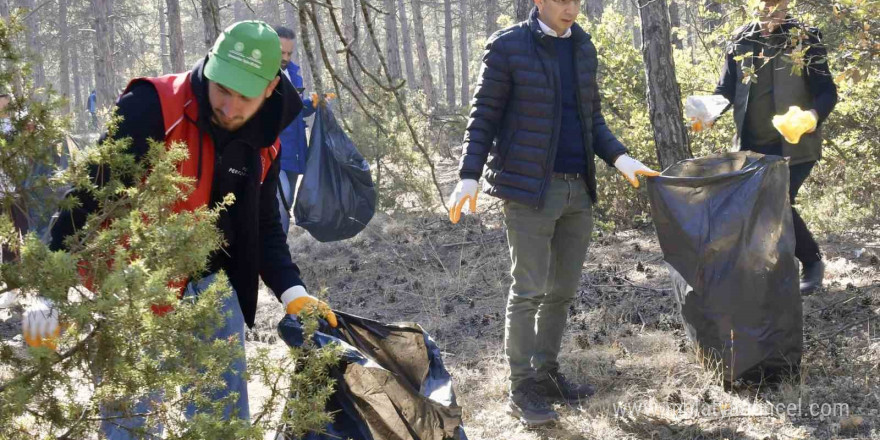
[536,370,596,404]
[508,378,558,427]
[800,260,825,295]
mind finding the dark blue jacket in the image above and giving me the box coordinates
[279,63,315,173]
[87,91,96,114]
[458,8,627,207]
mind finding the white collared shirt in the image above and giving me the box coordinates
[537,18,572,38]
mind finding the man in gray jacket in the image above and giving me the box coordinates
[448,0,658,427]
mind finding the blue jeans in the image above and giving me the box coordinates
[100,274,249,439]
[277,170,300,235]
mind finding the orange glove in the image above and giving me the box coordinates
[614,155,661,189]
[22,297,61,350]
[447,179,479,224]
[281,286,337,328]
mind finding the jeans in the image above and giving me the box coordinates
[100,273,249,439]
[503,177,593,390]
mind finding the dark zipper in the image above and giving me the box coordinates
[535,36,563,211]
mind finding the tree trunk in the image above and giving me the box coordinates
[92,0,115,108]
[233,0,245,22]
[458,0,469,106]
[514,0,531,22]
[298,0,323,93]
[159,0,171,74]
[59,0,71,112]
[485,0,498,37]
[72,47,83,130]
[21,0,46,89]
[283,1,299,65]
[669,0,683,49]
[705,0,724,31]
[201,0,222,49]
[410,0,434,103]
[638,0,691,169]
[584,0,603,22]
[383,0,402,80]
[397,0,416,91]
[443,0,455,106]
[264,0,280,25]
[166,0,185,72]
[631,0,641,50]
[0,0,8,18]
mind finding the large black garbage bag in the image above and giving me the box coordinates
[294,105,376,242]
[277,311,468,440]
[646,152,802,384]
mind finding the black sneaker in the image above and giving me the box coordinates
[508,378,558,427]
[800,260,825,295]
[536,370,596,404]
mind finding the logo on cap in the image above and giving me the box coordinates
[234,41,244,52]
[252,49,262,60]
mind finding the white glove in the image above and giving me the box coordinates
[614,155,660,189]
[281,285,337,327]
[447,179,479,224]
[22,297,60,350]
[685,95,729,131]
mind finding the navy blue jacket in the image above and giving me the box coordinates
[458,8,627,207]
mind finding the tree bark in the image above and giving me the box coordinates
[298,0,323,93]
[92,0,115,108]
[638,0,691,169]
[201,0,222,50]
[584,0,603,22]
[669,0,683,49]
[383,0,402,80]
[0,0,8,18]
[485,0,498,37]
[410,0,434,103]
[458,0,469,106]
[166,0,186,72]
[397,0,416,91]
[159,0,171,74]
[72,46,83,129]
[21,0,46,89]
[443,0,455,106]
[514,0,531,22]
[631,0,641,50]
[59,0,71,112]
[264,0,280,26]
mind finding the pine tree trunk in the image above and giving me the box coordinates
[201,0,221,49]
[59,0,71,112]
[72,47,83,130]
[410,0,434,103]
[0,0,8,18]
[514,0,531,22]
[669,0,683,49]
[166,0,186,72]
[631,0,642,50]
[443,0,455,106]
[397,0,416,91]
[92,0,115,108]
[298,0,323,93]
[458,0,469,106]
[384,0,402,80]
[638,0,691,169]
[584,0,603,22]
[22,0,46,88]
[264,0,280,25]
[485,0,498,37]
[159,0,171,74]
[233,0,245,22]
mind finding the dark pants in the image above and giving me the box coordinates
[744,143,822,264]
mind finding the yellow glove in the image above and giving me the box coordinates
[22,297,61,350]
[281,286,337,328]
[447,179,479,224]
[310,93,337,104]
[772,106,818,144]
[614,155,661,189]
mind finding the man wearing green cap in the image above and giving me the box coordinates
[32,21,338,437]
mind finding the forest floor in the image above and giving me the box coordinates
[3,161,880,439]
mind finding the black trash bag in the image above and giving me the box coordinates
[646,152,802,384]
[294,105,376,242]
[277,311,468,440]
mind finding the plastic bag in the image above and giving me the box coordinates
[772,106,817,144]
[646,152,802,385]
[294,105,376,242]
[685,95,729,131]
[276,312,468,440]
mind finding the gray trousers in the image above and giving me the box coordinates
[503,177,593,390]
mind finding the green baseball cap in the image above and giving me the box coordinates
[204,21,281,98]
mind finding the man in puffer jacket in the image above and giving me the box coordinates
[448,0,659,427]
